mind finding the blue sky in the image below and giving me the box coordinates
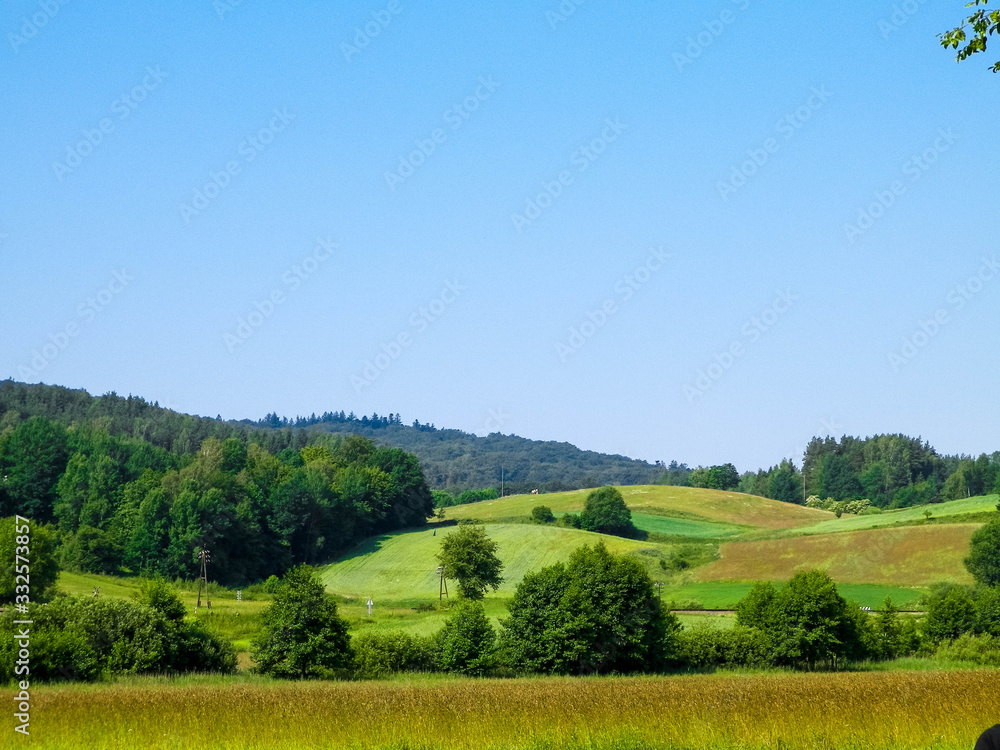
[2,1,997,472]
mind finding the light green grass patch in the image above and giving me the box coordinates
[631,512,746,539]
[319,524,663,598]
[783,494,999,537]
[659,581,925,610]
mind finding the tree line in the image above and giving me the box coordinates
[675,435,1000,509]
[0,413,434,585]
[4,382,999,512]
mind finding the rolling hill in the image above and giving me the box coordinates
[318,524,665,598]
[445,485,832,531]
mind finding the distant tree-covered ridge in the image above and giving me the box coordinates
[0,381,664,493]
[2,381,998,531]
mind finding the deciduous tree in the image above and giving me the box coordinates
[436,525,504,600]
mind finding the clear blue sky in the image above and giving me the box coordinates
[2,1,997,472]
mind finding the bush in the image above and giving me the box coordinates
[351,631,435,679]
[0,593,235,683]
[676,626,771,670]
[530,506,555,524]
[433,601,496,676]
[975,586,1000,636]
[934,633,1000,666]
[734,571,867,669]
[252,565,352,679]
[579,486,637,537]
[59,526,121,575]
[966,516,1000,586]
[500,542,678,675]
[924,585,977,642]
[557,513,581,529]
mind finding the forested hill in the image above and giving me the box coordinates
[270,416,662,492]
[0,381,661,492]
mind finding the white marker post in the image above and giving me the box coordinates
[367,597,374,616]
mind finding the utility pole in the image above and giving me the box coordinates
[436,565,449,601]
[196,548,212,610]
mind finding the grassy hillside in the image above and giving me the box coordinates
[782,494,1000,537]
[318,524,664,598]
[696,523,979,586]
[446,485,832,530]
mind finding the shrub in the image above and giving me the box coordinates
[579,486,636,537]
[676,626,771,670]
[432,601,497,676]
[924,585,977,642]
[934,633,1000,666]
[500,542,679,675]
[352,631,435,679]
[252,565,352,679]
[530,506,555,524]
[0,593,235,683]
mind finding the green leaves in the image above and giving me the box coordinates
[500,542,677,675]
[251,565,352,679]
[579,486,636,537]
[941,1,1000,72]
[436,525,504,600]
[964,515,1000,586]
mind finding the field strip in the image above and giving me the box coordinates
[695,523,979,586]
[28,670,1000,750]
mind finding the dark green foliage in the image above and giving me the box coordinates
[690,464,740,491]
[0,416,68,521]
[133,577,188,622]
[579,486,637,537]
[924,585,978,642]
[934,633,1000,665]
[434,487,500,508]
[974,586,1000,636]
[251,566,352,679]
[558,513,582,529]
[59,526,121,575]
[965,516,1000,586]
[655,460,692,486]
[734,571,866,669]
[768,468,801,505]
[819,454,863,502]
[0,391,437,585]
[432,490,455,508]
[735,581,777,629]
[0,593,235,683]
[871,599,910,660]
[0,516,60,602]
[676,626,771,669]
[530,505,555,524]
[432,601,496,676]
[500,542,680,675]
[350,631,434,679]
[436,525,504,600]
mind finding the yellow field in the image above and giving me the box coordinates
[696,524,980,586]
[446,485,832,530]
[27,670,1000,749]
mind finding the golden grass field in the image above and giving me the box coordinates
[696,524,979,586]
[26,670,1000,749]
[445,485,832,530]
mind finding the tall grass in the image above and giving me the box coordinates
[28,669,1000,749]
